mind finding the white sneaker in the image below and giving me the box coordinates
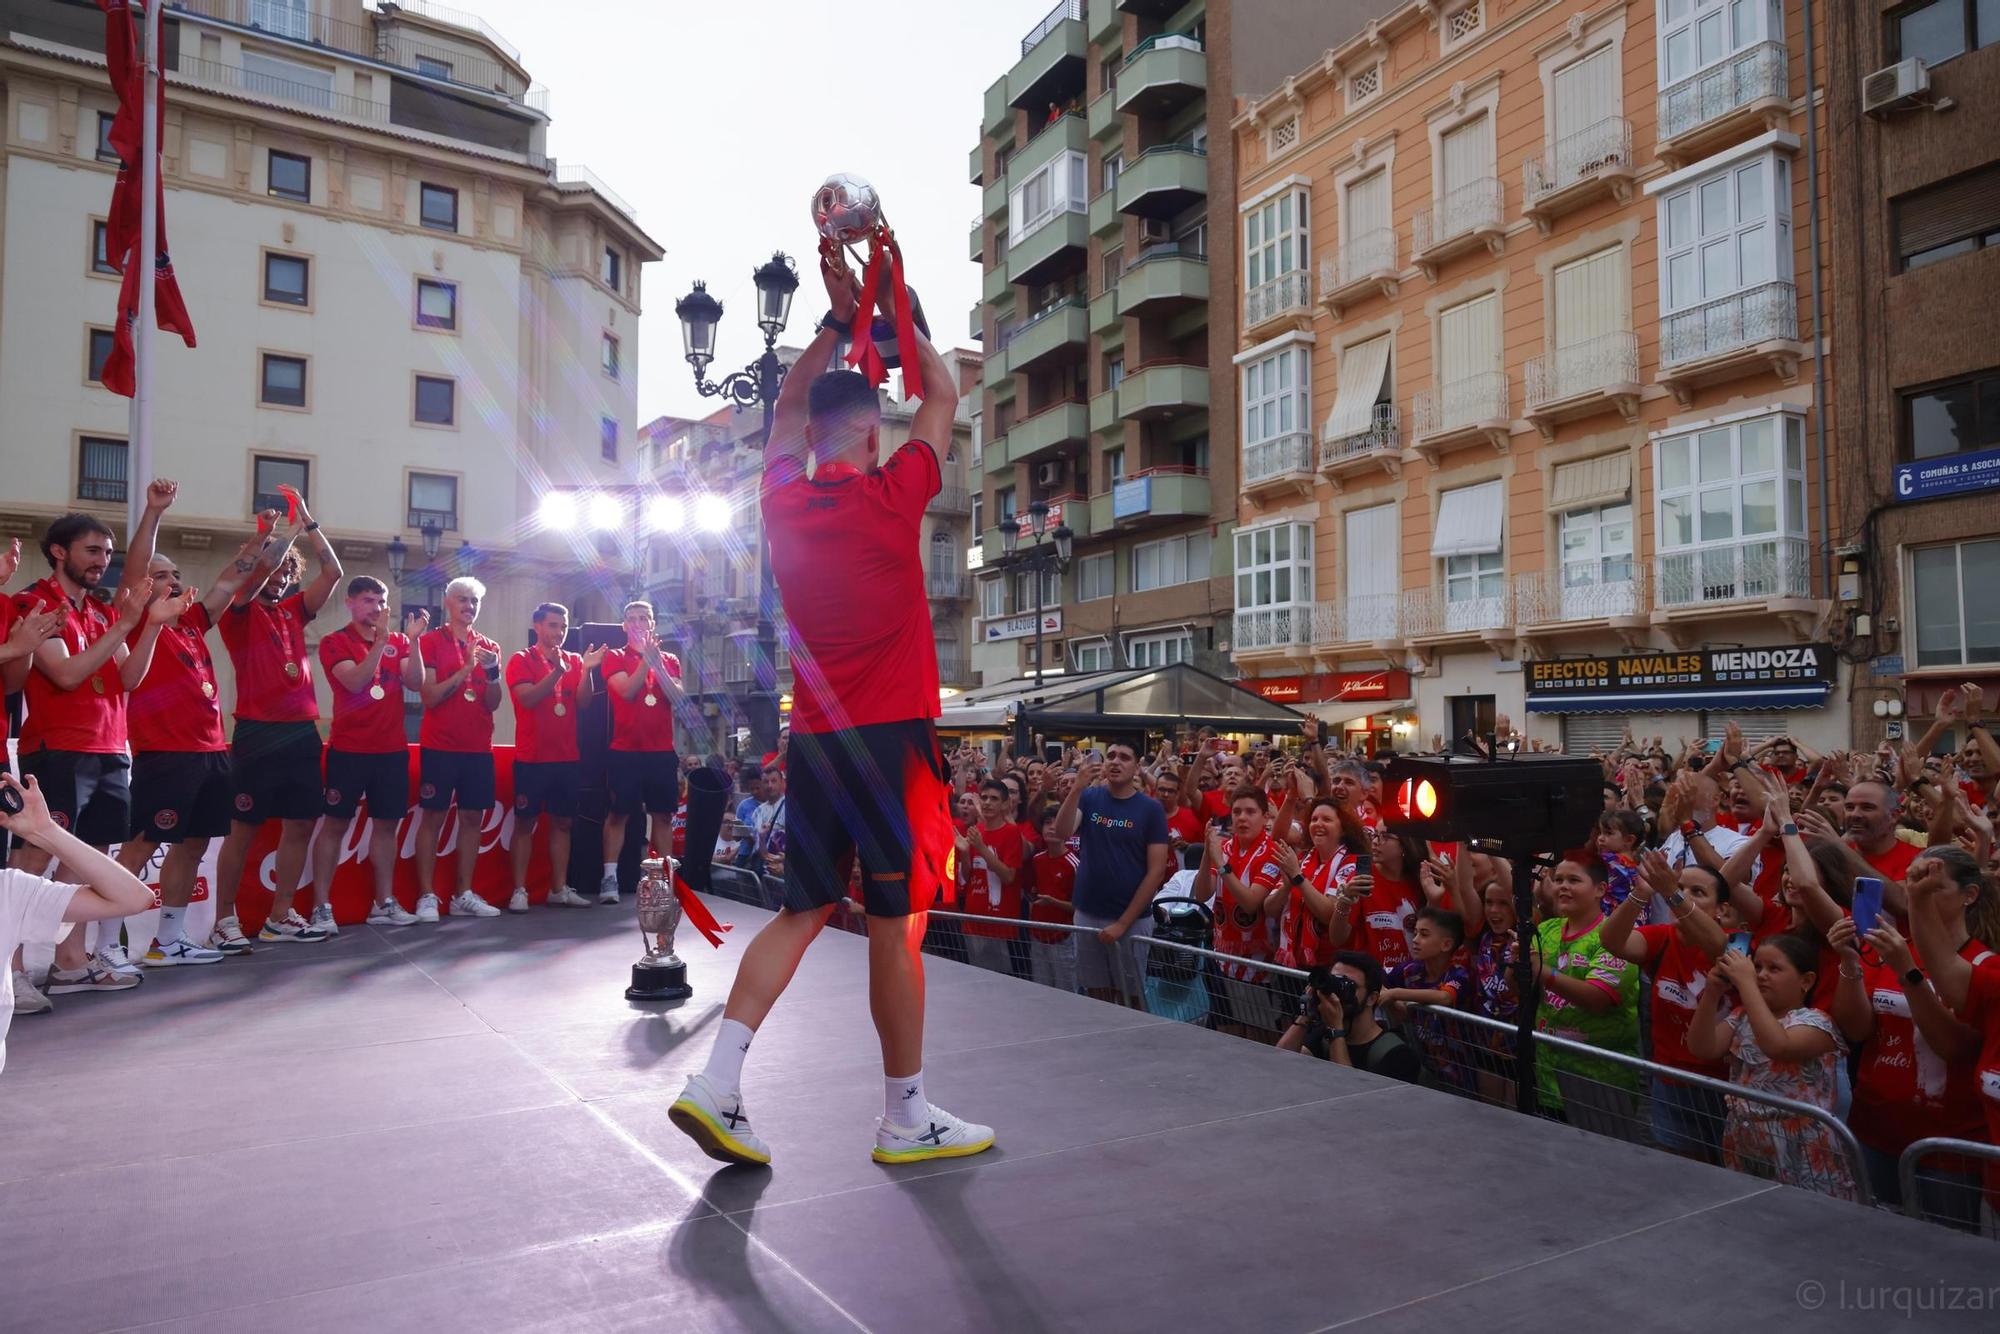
[597,871,621,905]
[259,910,330,944]
[208,915,253,955]
[310,903,340,937]
[98,943,144,977]
[548,886,592,908]
[450,890,502,919]
[507,888,531,914]
[668,1074,771,1166]
[144,936,225,967]
[46,960,141,994]
[414,893,441,924]
[872,1102,995,1165]
[367,899,421,926]
[12,971,52,1014]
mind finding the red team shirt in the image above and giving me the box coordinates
[127,604,224,753]
[217,594,318,723]
[1634,923,1726,1078]
[417,627,501,753]
[959,821,1030,940]
[16,577,123,754]
[761,442,940,734]
[1346,873,1420,974]
[1028,838,1078,945]
[507,647,585,764]
[317,626,411,754]
[1961,957,2000,1207]
[1163,804,1203,847]
[601,646,679,752]
[1848,939,1994,1156]
[1211,833,1282,979]
[1275,847,1355,971]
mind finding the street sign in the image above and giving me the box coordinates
[1886,720,1906,741]
[1893,445,2000,502]
[1870,655,1903,677]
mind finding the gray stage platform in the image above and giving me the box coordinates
[3,895,1992,1333]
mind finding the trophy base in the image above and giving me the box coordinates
[626,958,692,1002]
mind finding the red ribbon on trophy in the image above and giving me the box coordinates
[275,482,302,524]
[674,873,731,947]
[812,173,925,401]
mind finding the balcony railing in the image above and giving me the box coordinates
[377,0,522,63]
[1000,297,1086,347]
[1316,593,1402,645]
[936,652,968,682]
[1320,403,1400,467]
[1658,41,1788,144]
[406,506,458,532]
[1021,0,1082,54]
[927,571,969,599]
[1242,432,1315,488]
[1515,566,1649,626]
[1244,270,1312,328]
[1526,331,1640,410]
[1412,177,1505,256]
[1323,227,1398,293]
[927,486,972,514]
[1414,371,1509,439]
[1660,281,1797,368]
[174,54,389,123]
[1234,606,1314,652]
[1523,116,1633,205]
[553,165,639,221]
[1402,584,1512,638]
[1657,537,1811,609]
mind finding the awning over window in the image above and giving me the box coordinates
[1323,334,1392,441]
[1526,683,1832,714]
[1549,452,1632,511]
[1431,479,1505,558]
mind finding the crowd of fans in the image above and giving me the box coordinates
[908,697,2000,1229]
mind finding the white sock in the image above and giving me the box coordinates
[603,861,618,879]
[95,919,124,955]
[886,1070,926,1124]
[158,905,186,942]
[702,1018,755,1094]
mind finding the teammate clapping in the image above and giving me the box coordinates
[411,577,504,920]
[506,603,604,911]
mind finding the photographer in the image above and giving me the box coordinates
[1276,951,1419,1082]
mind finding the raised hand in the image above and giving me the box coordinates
[403,608,431,638]
[581,643,608,671]
[1716,947,1756,992]
[1961,682,1985,723]
[1300,712,1320,745]
[1864,921,1915,975]
[1825,914,1860,960]
[821,251,860,321]
[1638,848,1676,901]
[145,478,179,512]
[112,581,155,626]
[0,774,54,841]
[149,585,197,624]
[1272,838,1301,880]
[1075,757,1104,789]
[475,645,500,670]
[0,536,19,584]
[6,606,62,654]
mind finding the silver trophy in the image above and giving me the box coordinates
[811,172,930,370]
[626,857,693,1001]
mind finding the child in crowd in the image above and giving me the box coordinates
[1380,906,1471,1089]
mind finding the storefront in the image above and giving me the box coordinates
[1524,644,1841,752]
[1244,670,1414,755]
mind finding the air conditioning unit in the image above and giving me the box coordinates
[1034,460,1064,487]
[1862,58,1929,117]
[1139,219,1172,244]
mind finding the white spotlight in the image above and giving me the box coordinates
[585,492,625,532]
[538,491,578,529]
[694,494,732,533]
[646,495,685,534]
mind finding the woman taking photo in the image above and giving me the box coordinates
[1322,826,1427,973]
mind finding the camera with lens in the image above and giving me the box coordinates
[1303,965,1359,1019]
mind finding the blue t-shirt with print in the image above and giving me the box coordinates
[1073,786,1170,918]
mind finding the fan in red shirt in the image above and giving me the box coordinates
[1837,779,1923,929]
[1904,856,2000,1217]
[115,539,267,967]
[9,489,170,1001]
[209,501,343,951]
[670,253,991,1170]
[1269,797,1360,971]
[598,599,685,904]
[506,602,604,912]
[955,780,1028,977]
[310,576,428,929]
[0,540,64,783]
[410,576,504,923]
[1186,740,1242,828]
[1025,808,1079,991]
[1323,826,1425,973]
[1154,766,1204,862]
[1194,786,1284,990]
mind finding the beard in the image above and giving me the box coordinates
[63,556,103,587]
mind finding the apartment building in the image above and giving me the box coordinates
[1825,2,2000,749]
[639,349,980,755]
[0,0,660,743]
[1229,0,1846,754]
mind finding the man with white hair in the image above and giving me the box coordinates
[410,576,504,922]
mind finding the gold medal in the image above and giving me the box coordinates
[643,693,658,708]
[92,677,106,695]
[464,688,478,703]
[554,702,567,717]
[284,661,300,680]
[201,681,216,700]
[369,684,387,701]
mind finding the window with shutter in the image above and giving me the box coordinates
[1438,293,1500,385]
[1440,115,1492,200]
[1552,247,1627,349]
[1894,164,2000,271]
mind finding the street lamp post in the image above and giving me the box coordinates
[995,500,1073,689]
[676,252,801,756]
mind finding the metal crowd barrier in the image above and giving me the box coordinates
[1897,1138,2000,1239]
[918,908,1127,1002]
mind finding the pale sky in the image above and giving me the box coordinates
[463,0,1056,426]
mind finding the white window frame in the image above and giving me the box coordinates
[1125,629,1194,669]
[979,576,1006,620]
[1445,550,1505,605]
[1240,344,1310,449]
[1656,147,1792,320]
[1657,0,1783,90]
[1009,151,1087,246]
[1013,566,1061,612]
[1077,552,1114,602]
[1909,539,2000,670]
[1652,410,1808,604]
[1072,640,1114,673]
[1344,59,1384,114]
[1242,184,1310,297]
[1233,521,1313,615]
[1131,532,1210,593]
[1440,0,1486,53]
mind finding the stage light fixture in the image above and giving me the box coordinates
[693,494,732,533]
[538,491,578,529]
[1384,753,1600,851]
[585,492,625,531]
[646,495,685,534]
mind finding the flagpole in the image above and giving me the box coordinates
[127,0,160,540]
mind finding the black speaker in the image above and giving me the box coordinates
[1383,753,1602,854]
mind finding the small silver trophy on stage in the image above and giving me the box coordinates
[627,857,693,1001]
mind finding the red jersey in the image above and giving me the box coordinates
[1198,788,1230,825]
[417,627,500,753]
[1747,842,1788,948]
[1855,838,1922,884]
[0,598,11,747]
[507,646,585,764]
[1211,833,1281,979]
[1347,873,1420,973]
[670,804,687,858]
[602,646,679,753]
[1275,846,1354,970]
[1635,923,1725,1078]
[959,821,1029,940]
[1028,838,1078,944]
[1848,939,1993,1156]
[217,594,319,723]
[1961,956,2000,1206]
[127,604,223,753]
[762,442,940,734]
[1163,804,1203,847]
[318,626,410,754]
[16,578,123,755]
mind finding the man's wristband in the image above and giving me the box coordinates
[1780,822,1799,836]
[484,664,501,681]
[304,521,320,533]
[1289,874,1306,889]
[820,310,854,338]
[1324,1028,1347,1042]
[1903,966,1926,988]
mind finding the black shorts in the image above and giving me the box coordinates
[129,750,232,843]
[230,719,325,823]
[18,749,130,846]
[784,719,950,918]
[419,748,495,813]
[323,748,411,821]
[607,749,678,816]
[514,760,579,820]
